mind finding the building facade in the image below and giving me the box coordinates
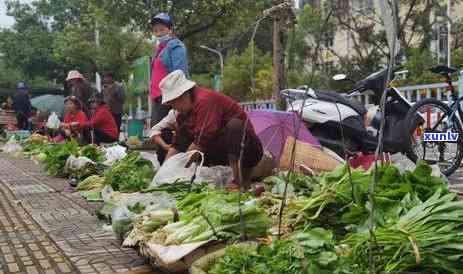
[295,0,462,67]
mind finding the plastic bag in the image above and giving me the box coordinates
[1,136,23,154]
[140,152,161,171]
[196,166,232,188]
[64,155,95,172]
[111,192,175,239]
[151,151,204,187]
[102,145,127,166]
[46,112,61,129]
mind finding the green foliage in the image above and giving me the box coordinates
[42,140,80,177]
[103,152,155,193]
[210,228,354,274]
[191,73,214,89]
[222,43,273,101]
[401,48,440,85]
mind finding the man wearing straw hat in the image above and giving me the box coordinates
[160,70,263,191]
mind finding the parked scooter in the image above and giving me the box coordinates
[280,67,423,160]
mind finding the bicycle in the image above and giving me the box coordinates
[405,65,463,176]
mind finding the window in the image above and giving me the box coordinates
[323,33,335,48]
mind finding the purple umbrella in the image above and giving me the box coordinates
[247,110,321,166]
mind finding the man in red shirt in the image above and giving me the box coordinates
[160,70,263,191]
[77,93,118,144]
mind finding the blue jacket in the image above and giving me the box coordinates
[158,37,189,77]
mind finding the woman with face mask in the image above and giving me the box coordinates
[149,12,189,162]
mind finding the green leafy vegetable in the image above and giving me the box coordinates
[104,152,155,193]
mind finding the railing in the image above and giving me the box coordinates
[240,80,463,111]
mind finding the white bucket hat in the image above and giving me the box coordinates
[160,70,196,104]
[66,70,85,81]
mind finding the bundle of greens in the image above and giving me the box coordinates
[104,152,155,193]
[22,134,49,157]
[268,161,448,234]
[79,144,105,163]
[346,189,463,273]
[142,181,210,200]
[41,140,79,176]
[209,228,355,274]
[123,209,175,247]
[150,192,269,245]
[76,175,105,191]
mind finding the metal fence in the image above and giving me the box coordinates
[240,71,463,110]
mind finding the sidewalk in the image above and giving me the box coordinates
[0,154,154,274]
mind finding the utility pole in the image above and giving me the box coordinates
[264,0,295,110]
[95,21,101,93]
[447,0,451,67]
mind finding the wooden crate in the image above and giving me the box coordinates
[279,136,342,175]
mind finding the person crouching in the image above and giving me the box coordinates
[76,93,118,145]
[160,70,263,191]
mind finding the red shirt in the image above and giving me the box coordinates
[64,111,88,136]
[176,87,257,150]
[64,111,87,129]
[83,105,118,140]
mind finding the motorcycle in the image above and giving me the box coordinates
[280,67,423,160]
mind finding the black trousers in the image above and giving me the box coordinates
[92,129,117,144]
[16,112,29,130]
[174,119,263,168]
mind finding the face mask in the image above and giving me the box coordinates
[156,34,170,44]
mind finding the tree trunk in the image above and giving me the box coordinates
[273,18,286,110]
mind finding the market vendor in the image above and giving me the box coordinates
[160,70,263,191]
[75,93,118,144]
[66,70,95,116]
[60,96,88,141]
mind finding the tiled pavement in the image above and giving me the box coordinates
[448,168,463,195]
[0,154,155,274]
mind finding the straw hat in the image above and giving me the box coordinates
[160,70,196,104]
[66,70,85,81]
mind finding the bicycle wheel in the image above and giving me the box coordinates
[405,98,463,176]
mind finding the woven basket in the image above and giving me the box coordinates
[279,136,341,175]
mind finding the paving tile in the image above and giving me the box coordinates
[0,155,153,273]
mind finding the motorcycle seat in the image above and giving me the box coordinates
[430,65,457,76]
[314,90,367,116]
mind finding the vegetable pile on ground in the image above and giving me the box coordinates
[346,189,463,273]
[78,144,105,163]
[124,189,269,248]
[209,228,358,274]
[22,133,49,157]
[104,152,155,193]
[264,161,447,234]
[150,190,269,245]
[76,175,105,191]
[39,140,79,177]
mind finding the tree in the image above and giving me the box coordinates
[0,1,59,81]
[0,0,273,88]
[222,43,273,101]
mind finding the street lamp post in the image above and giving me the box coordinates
[447,0,451,67]
[200,45,223,77]
[199,45,224,79]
